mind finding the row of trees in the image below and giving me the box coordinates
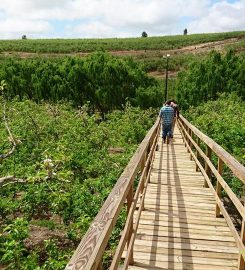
[175,50,245,109]
[0,53,163,115]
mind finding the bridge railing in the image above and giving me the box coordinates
[65,118,160,270]
[178,115,245,270]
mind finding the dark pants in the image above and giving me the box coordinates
[162,124,172,140]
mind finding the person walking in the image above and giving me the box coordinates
[159,100,174,144]
[170,99,179,137]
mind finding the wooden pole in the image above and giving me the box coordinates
[127,184,134,264]
[215,158,223,217]
[239,221,245,270]
[196,137,200,171]
[97,262,103,270]
[204,146,212,187]
[190,130,193,160]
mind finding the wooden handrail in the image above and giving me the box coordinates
[179,115,245,183]
[178,115,245,269]
[65,117,160,270]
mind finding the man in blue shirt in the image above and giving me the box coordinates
[159,100,174,143]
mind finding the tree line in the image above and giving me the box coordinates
[0,52,163,115]
[175,50,245,109]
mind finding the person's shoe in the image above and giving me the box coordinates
[166,137,170,144]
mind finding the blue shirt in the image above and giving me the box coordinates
[159,105,174,126]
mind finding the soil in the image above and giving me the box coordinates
[23,225,73,250]
[148,70,178,79]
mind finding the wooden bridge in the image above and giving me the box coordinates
[66,115,245,270]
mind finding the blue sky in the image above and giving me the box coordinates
[0,0,244,39]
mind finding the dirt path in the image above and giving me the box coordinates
[148,70,178,79]
[1,37,244,59]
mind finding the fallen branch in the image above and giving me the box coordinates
[0,175,26,187]
[0,101,21,160]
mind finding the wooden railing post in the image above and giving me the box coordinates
[215,158,223,217]
[204,146,212,187]
[187,127,191,153]
[97,261,103,270]
[190,130,193,160]
[239,221,245,270]
[196,137,200,171]
[183,122,187,147]
[127,184,134,264]
[140,153,146,190]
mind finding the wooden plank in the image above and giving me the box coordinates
[143,202,215,212]
[130,253,237,267]
[151,167,199,173]
[149,175,204,181]
[147,183,212,191]
[146,191,216,200]
[144,200,215,210]
[151,173,203,181]
[136,228,235,242]
[135,211,227,224]
[134,238,238,254]
[136,218,231,232]
[137,223,233,237]
[137,211,227,225]
[132,243,238,259]
[135,234,237,247]
[145,187,214,196]
[144,196,216,205]
[129,260,237,270]
[144,195,215,204]
[141,206,215,217]
[149,178,206,183]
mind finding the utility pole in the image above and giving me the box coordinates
[164,54,170,101]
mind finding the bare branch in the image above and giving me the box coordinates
[0,175,26,187]
[0,101,21,160]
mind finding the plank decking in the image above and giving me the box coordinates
[128,126,239,270]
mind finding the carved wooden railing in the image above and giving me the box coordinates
[65,118,160,270]
[178,115,245,270]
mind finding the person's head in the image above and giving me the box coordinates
[165,100,172,106]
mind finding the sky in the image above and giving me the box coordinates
[0,0,244,39]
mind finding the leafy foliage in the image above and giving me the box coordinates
[184,93,245,194]
[0,52,162,114]
[175,50,245,109]
[0,100,156,269]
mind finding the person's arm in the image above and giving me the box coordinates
[176,106,180,118]
[159,109,162,119]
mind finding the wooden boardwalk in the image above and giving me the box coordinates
[66,116,245,270]
[128,126,239,270]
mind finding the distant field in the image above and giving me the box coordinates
[0,31,244,53]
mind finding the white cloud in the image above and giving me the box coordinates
[68,21,116,38]
[187,1,245,33]
[0,0,244,39]
[0,18,52,39]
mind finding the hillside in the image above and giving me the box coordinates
[1,31,244,82]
